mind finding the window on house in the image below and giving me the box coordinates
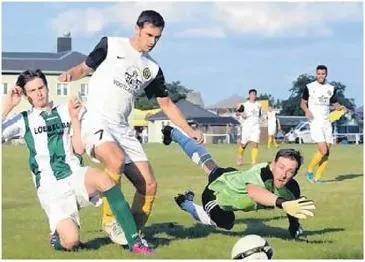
[80,84,88,97]
[2,83,8,95]
[57,83,69,96]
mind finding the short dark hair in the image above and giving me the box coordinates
[316,64,327,73]
[16,69,48,94]
[136,10,165,29]
[274,148,303,175]
[248,89,257,95]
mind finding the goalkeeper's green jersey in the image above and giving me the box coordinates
[208,162,299,212]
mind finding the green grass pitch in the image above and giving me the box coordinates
[2,143,363,259]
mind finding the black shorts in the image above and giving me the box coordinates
[202,167,237,230]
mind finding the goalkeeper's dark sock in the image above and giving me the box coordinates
[102,186,139,249]
[171,127,212,167]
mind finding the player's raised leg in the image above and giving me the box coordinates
[162,126,231,227]
[162,126,217,174]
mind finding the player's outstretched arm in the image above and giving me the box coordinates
[59,62,93,82]
[247,184,316,219]
[276,197,316,219]
[247,184,279,207]
[157,96,204,144]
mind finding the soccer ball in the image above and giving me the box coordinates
[231,234,273,260]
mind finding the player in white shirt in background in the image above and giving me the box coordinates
[236,89,262,166]
[300,65,346,184]
[267,106,281,148]
[2,69,153,255]
[58,10,204,245]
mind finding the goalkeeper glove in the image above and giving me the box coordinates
[276,197,315,219]
[329,106,347,123]
[289,224,304,239]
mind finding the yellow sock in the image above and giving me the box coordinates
[131,192,156,230]
[307,151,323,172]
[251,147,258,164]
[273,137,278,147]
[102,169,121,226]
[267,136,272,148]
[314,156,329,181]
[238,144,245,158]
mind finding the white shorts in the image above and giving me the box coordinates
[268,124,276,136]
[240,124,260,144]
[81,116,148,164]
[310,121,333,144]
[37,167,101,234]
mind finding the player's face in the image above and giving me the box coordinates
[24,77,49,108]
[136,23,163,52]
[248,92,256,102]
[316,69,327,84]
[271,157,298,188]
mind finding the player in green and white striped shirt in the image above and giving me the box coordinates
[2,69,152,255]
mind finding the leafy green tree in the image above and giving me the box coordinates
[135,81,192,110]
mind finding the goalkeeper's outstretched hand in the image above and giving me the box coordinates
[276,197,316,219]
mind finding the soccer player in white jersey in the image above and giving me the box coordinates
[2,70,153,255]
[300,65,346,184]
[58,10,204,244]
[267,106,281,148]
[236,89,262,166]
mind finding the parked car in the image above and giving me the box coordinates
[284,121,315,144]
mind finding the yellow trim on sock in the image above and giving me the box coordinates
[102,169,121,226]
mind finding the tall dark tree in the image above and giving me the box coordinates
[134,81,192,110]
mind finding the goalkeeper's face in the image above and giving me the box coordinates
[271,157,298,188]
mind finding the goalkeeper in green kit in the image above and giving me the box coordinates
[162,126,316,239]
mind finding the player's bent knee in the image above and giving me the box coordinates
[209,206,235,230]
[145,179,157,195]
[61,238,80,251]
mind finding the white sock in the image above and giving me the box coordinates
[181,200,216,226]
